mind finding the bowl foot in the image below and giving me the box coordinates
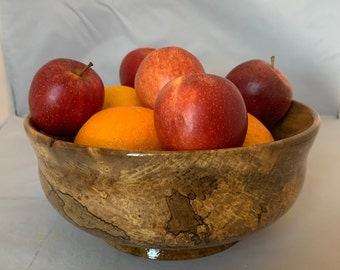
[106,241,238,260]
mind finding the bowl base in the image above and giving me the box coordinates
[106,241,238,260]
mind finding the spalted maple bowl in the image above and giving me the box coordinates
[24,100,320,260]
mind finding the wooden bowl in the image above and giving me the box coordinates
[24,100,320,260]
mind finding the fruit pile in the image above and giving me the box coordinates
[28,46,292,151]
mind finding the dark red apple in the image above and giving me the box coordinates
[226,57,292,126]
[154,73,248,150]
[29,58,104,137]
[119,47,155,87]
[135,46,205,109]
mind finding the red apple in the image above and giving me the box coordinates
[119,47,155,87]
[154,73,248,150]
[226,57,293,126]
[135,46,205,109]
[29,58,104,137]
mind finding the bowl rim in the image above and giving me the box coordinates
[23,100,321,156]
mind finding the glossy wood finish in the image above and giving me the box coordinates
[24,101,320,260]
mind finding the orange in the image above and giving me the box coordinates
[74,106,162,151]
[103,85,142,109]
[243,113,274,147]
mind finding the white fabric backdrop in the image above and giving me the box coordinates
[0,0,339,116]
[0,39,12,126]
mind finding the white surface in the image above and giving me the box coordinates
[0,0,339,117]
[1,115,339,269]
[0,39,12,126]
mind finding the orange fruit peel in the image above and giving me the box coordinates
[243,113,274,147]
[75,106,162,151]
[103,85,142,109]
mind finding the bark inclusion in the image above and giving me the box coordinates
[165,190,210,245]
[44,176,130,242]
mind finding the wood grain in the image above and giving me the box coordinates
[24,101,320,260]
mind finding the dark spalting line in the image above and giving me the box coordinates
[257,204,268,226]
[175,167,220,200]
[44,178,130,241]
[165,189,210,245]
[49,138,56,148]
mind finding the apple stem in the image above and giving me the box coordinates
[270,56,275,68]
[78,62,93,77]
